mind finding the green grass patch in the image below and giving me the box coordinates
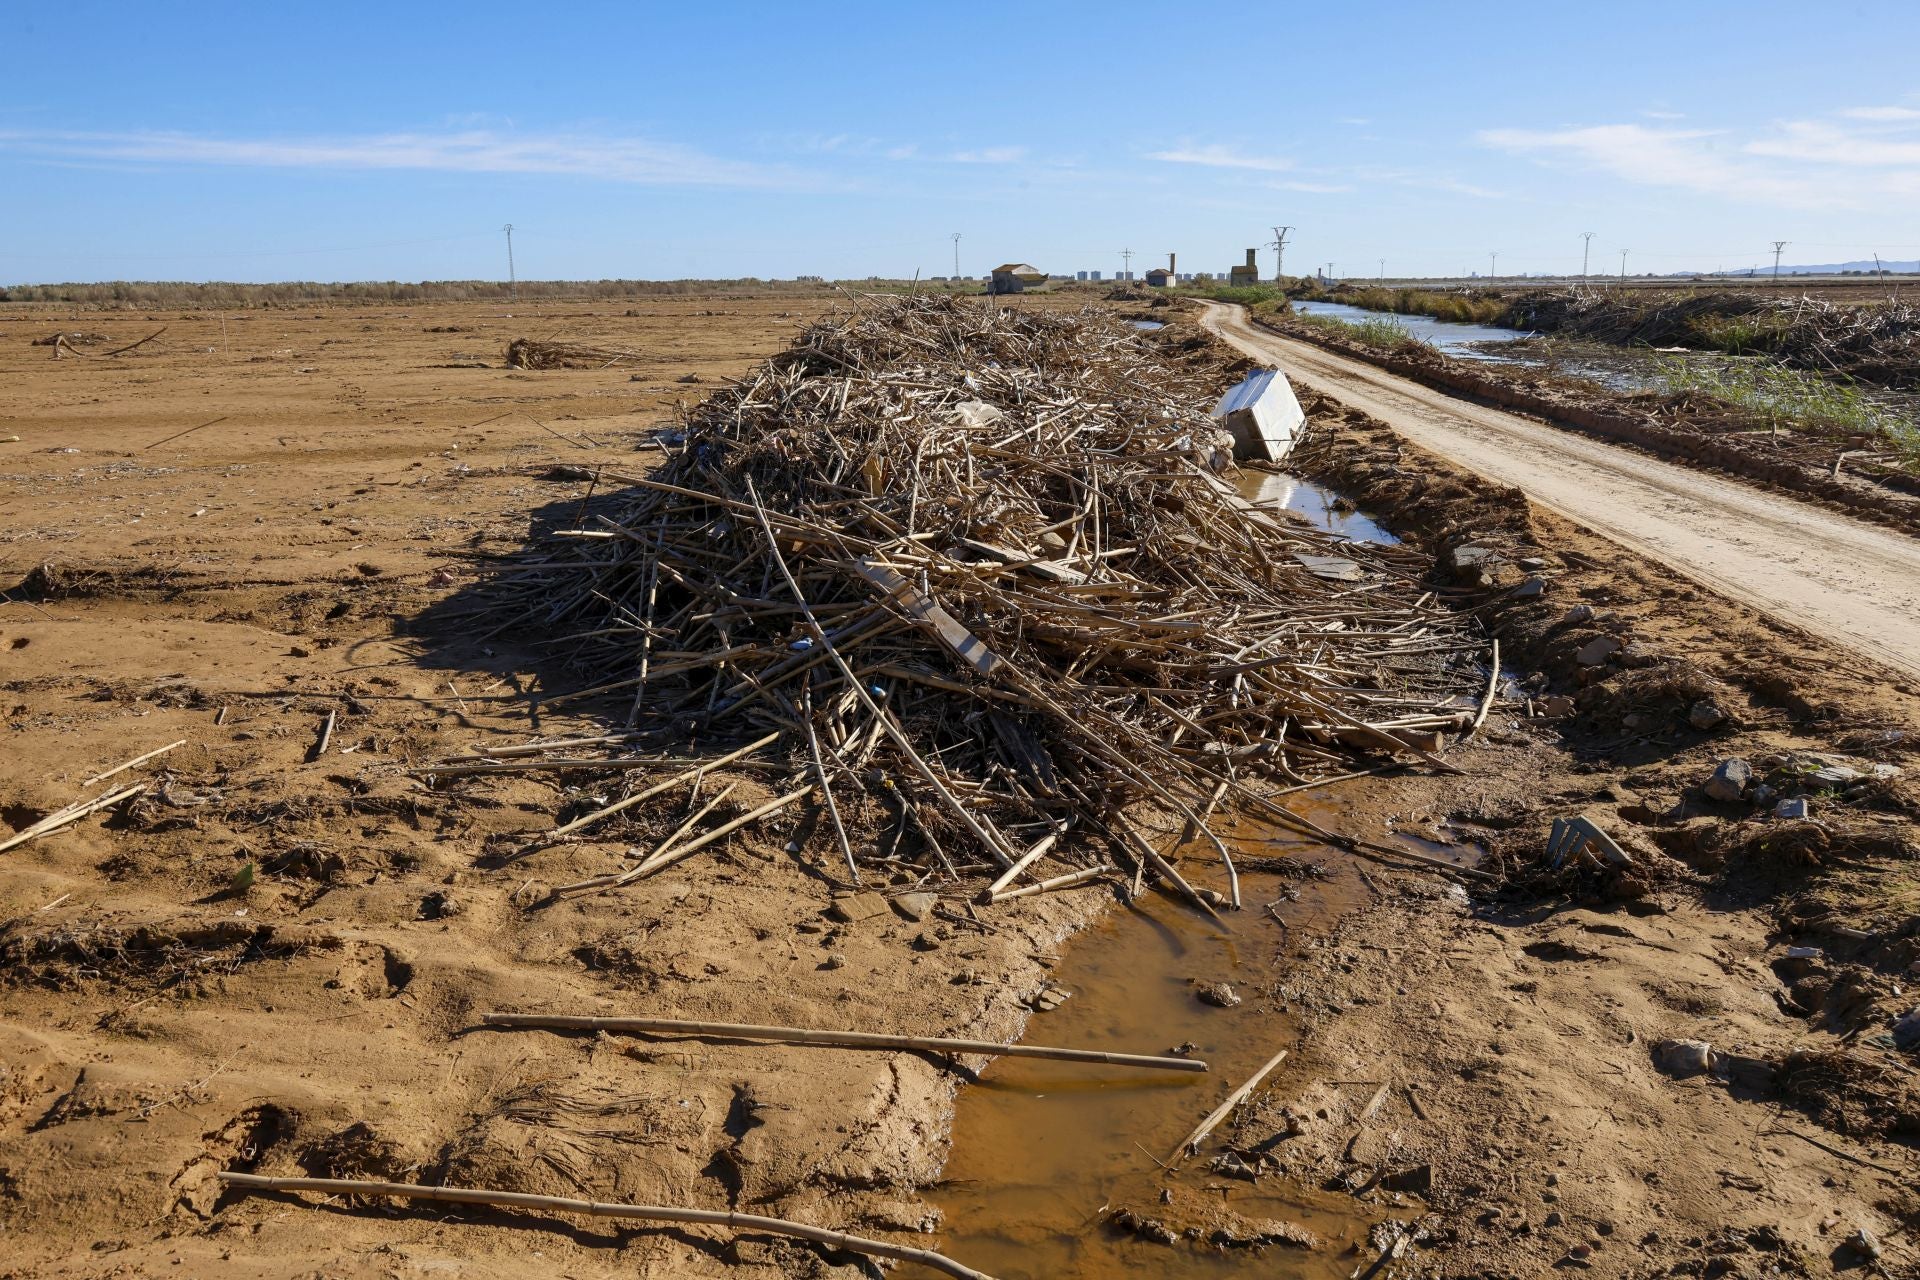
[1331,286,1509,325]
[1655,354,1918,466]
[1296,311,1425,352]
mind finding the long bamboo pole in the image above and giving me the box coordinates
[480,1012,1207,1073]
[215,1173,998,1280]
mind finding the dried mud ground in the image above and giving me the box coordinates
[0,296,1915,1280]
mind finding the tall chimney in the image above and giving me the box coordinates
[1245,248,1258,269]
[1168,252,1177,275]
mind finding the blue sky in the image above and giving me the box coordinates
[6,0,1920,284]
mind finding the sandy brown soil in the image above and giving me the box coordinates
[0,297,1116,1278]
[1,296,1916,1280]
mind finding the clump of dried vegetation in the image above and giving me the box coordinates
[447,294,1489,903]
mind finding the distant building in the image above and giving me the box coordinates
[1145,267,1174,288]
[989,262,1046,294]
[1229,249,1259,287]
[1075,270,1089,281]
[1090,271,1102,281]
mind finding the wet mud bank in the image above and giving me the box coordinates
[1249,310,1920,532]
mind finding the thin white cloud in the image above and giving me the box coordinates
[1840,105,1920,121]
[1354,166,1504,199]
[1269,179,1352,194]
[1146,144,1294,172]
[1746,119,1920,166]
[0,127,808,189]
[946,146,1027,164]
[1641,109,1686,120]
[1480,110,1920,208]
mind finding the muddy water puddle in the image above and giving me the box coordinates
[915,473,1452,1278]
[1237,469,1396,545]
[921,792,1459,1279]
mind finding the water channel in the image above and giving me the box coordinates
[1290,298,1664,392]
[919,474,1429,1279]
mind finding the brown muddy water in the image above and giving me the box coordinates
[907,470,1443,1279]
[920,792,1455,1280]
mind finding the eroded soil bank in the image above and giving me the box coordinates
[0,298,1915,1279]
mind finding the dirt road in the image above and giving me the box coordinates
[1200,301,1920,684]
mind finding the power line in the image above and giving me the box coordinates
[1267,225,1292,282]
[1771,239,1789,282]
[502,224,516,300]
[951,232,961,278]
[1580,231,1595,281]
[1119,247,1133,279]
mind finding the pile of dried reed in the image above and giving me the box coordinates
[506,338,647,370]
[439,294,1489,905]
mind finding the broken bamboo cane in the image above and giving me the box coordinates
[1169,1047,1289,1162]
[215,1173,998,1280]
[480,1012,1208,1073]
[987,863,1113,903]
[0,783,147,856]
[80,739,187,788]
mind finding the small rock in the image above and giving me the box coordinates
[1197,982,1242,1008]
[1382,1164,1432,1193]
[1574,636,1620,667]
[1028,982,1071,1012]
[1892,1008,1920,1051]
[418,890,460,920]
[1518,556,1549,571]
[1806,764,1865,787]
[1688,701,1728,730]
[1560,604,1595,626]
[1538,694,1576,717]
[910,931,941,952]
[1773,796,1810,820]
[1703,758,1752,803]
[1211,1212,1320,1250]
[889,891,937,922]
[1751,783,1777,807]
[827,891,891,923]
[1511,576,1546,600]
[1449,544,1500,573]
[1110,1208,1177,1246]
[1652,1038,1715,1077]
[1845,1227,1881,1261]
[1544,1211,1565,1228]
[821,954,847,970]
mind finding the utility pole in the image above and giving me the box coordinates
[1267,225,1292,282]
[1489,251,1498,283]
[1620,248,1629,281]
[1120,247,1133,280]
[1580,231,1595,281]
[502,224,516,300]
[1771,239,1788,282]
[951,232,961,279]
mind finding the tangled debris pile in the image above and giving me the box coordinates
[447,295,1489,905]
[505,337,647,370]
[1505,289,1920,388]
